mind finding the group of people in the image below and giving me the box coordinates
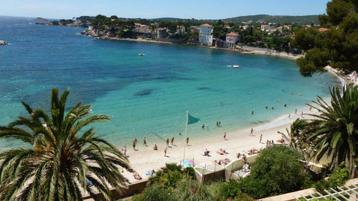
[127,135,191,158]
[202,120,224,130]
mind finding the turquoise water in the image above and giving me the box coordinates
[0,17,338,147]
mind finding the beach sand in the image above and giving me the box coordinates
[124,105,313,183]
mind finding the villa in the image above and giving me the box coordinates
[198,24,213,46]
[156,27,168,39]
[226,32,240,48]
[134,23,152,34]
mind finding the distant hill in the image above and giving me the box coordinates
[224,14,319,24]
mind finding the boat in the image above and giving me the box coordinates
[227,64,240,68]
[0,40,7,46]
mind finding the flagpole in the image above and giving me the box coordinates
[183,111,188,161]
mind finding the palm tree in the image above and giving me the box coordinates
[0,89,132,201]
[295,85,358,177]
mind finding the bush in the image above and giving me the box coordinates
[132,185,176,201]
[148,164,195,189]
[234,193,255,201]
[314,165,350,192]
[176,179,214,201]
[134,179,214,201]
[240,146,309,198]
[216,180,241,200]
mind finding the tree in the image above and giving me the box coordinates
[294,0,358,75]
[0,89,131,201]
[292,28,319,51]
[240,146,308,198]
[294,86,358,177]
[278,119,311,157]
[327,0,355,25]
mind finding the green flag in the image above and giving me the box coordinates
[187,113,200,125]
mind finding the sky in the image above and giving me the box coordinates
[0,0,330,19]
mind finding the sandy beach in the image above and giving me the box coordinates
[124,105,313,183]
[85,32,303,60]
[238,45,303,60]
[122,70,346,184]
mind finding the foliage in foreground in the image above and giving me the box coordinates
[148,163,195,189]
[0,89,131,201]
[209,180,254,201]
[239,146,309,198]
[291,86,358,177]
[314,165,350,193]
[133,164,214,201]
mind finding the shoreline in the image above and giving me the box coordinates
[122,73,344,184]
[124,104,315,183]
[88,36,343,184]
[85,34,303,60]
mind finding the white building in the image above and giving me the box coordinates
[198,24,213,46]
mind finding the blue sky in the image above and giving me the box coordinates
[1,0,330,19]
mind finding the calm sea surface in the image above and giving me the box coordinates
[0,17,338,147]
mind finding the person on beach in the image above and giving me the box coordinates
[143,137,147,146]
[166,138,169,147]
[301,111,304,118]
[153,144,158,150]
[204,148,210,156]
[133,138,137,150]
[202,124,205,129]
[250,128,254,135]
[237,153,241,159]
[259,134,263,143]
[164,147,168,157]
[171,137,174,145]
[186,137,189,145]
[224,132,227,140]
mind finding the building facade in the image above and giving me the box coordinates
[198,24,213,46]
[226,32,239,48]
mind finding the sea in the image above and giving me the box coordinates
[0,17,338,147]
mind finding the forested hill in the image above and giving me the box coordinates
[224,15,319,24]
[154,15,320,25]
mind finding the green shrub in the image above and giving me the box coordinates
[176,179,214,201]
[234,193,255,201]
[240,146,309,198]
[148,164,195,189]
[217,180,241,200]
[314,165,350,192]
[132,185,176,201]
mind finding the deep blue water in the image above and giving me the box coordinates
[0,17,338,147]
